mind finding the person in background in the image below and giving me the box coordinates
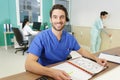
[22,19,39,44]
[25,4,107,80]
[91,11,111,53]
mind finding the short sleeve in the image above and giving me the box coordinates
[67,34,80,51]
[27,35,43,57]
[72,37,80,51]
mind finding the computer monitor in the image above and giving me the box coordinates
[64,25,71,32]
[32,22,41,31]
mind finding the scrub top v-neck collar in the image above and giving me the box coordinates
[49,28,65,44]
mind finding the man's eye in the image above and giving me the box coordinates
[53,16,57,19]
[60,16,65,19]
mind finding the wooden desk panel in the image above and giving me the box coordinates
[0,72,40,80]
[1,47,120,80]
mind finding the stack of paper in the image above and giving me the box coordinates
[99,53,120,64]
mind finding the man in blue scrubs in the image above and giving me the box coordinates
[25,4,107,80]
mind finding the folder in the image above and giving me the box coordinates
[52,57,106,80]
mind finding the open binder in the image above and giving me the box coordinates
[52,57,107,80]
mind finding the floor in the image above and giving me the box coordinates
[0,47,27,78]
[0,46,81,78]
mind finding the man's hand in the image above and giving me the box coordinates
[49,68,71,80]
[96,58,107,66]
[109,34,112,37]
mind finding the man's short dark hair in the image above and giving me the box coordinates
[100,11,108,16]
[50,4,69,22]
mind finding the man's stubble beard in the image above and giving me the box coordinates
[52,23,65,31]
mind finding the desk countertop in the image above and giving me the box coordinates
[1,47,120,80]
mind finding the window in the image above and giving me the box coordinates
[16,0,42,24]
[53,0,71,19]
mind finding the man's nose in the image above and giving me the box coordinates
[57,17,62,22]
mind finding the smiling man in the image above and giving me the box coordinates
[25,4,107,80]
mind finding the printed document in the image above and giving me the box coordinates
[99,53,120,64]
[52,62,92,80]
[52,57,106,80]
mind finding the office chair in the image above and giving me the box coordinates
[12,27,28,55]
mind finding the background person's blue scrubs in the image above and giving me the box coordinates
[91,17,103,53]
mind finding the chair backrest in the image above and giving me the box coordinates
[12,27,24,46]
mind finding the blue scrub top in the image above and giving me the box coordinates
[92,17,103,34]
[28,28,80,66]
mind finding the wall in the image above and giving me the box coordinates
[42,0,53,29]
[0,0,16,46]
[9,0,17,27]
[71,0,120,29]
[72,26,120,52]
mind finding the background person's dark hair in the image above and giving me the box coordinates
[100,11,108,16]
[50,4,69,22]
[22,19,29,29]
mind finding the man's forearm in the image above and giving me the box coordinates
[25,59,53,76]
[77,48,97,61]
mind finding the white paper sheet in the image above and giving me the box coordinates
[68,57,105,74]
[93,66,120,80]
[99,53,120,64]
[52,62,92,80]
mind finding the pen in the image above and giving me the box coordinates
[67,71,73,80]
[68,71,74,75]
